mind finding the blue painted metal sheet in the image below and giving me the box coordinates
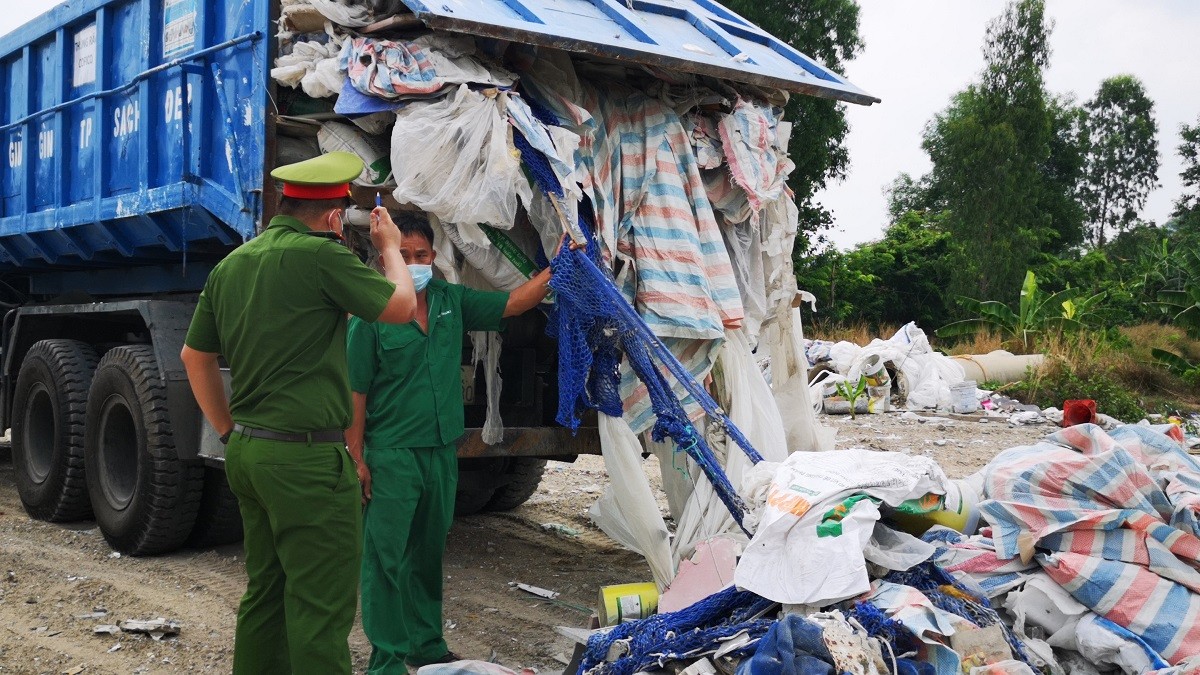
[0,0,268,276]
[397,0,878,105]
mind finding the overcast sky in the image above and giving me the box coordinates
[2,1,1198,251]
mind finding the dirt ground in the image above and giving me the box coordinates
[0,412,1056,675]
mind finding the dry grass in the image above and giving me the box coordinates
[940,328,1005,356]
[806,320,900,345]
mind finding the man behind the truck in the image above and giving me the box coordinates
[180,152,417,675]
[345,216,573,674]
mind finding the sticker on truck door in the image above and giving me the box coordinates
[163,0,198,59]
[73,24,97,88]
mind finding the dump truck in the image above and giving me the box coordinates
[0,0,876,555]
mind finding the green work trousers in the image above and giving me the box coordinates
[225,433,362,675]
[361,444,458,674]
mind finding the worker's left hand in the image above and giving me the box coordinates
[356,460,372,504]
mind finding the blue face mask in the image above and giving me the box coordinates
[408,264,433,292]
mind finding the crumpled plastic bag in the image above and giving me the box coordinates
[317,121,392,186]
[391,86,532,227]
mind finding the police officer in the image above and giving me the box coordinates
[180,151,417,675]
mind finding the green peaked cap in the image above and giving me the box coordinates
[271,151,364,186]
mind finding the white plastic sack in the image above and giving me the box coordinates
[589,414,675,590]
[391,85,532,227]
[822,322,966,411]
[440,221,530,292]
[734,450,950,605]
[318,121,392,187]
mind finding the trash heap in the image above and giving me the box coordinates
[567,422,1200,675]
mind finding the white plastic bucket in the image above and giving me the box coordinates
[951,380,979,414]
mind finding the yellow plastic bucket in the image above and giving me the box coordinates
[890,480,980,536]
[598,583,659,626]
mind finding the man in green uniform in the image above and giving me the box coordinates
[345,217,564,674]
[180,152,417,675]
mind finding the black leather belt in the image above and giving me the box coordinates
[232,424,344,444]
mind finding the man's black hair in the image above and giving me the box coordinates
[278,195,352,221]
[395,212,435,247]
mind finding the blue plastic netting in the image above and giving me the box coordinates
[579,586,776,675]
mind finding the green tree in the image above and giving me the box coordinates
[723,0,864,256]
[1078,75,1161,248]
[1173,115,1200,232]
[919,0,1079,302]
[794,210,953,329]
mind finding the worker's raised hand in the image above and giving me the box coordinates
[370,206,404,253]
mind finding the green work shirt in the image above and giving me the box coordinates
[347,279,509,448]
[184,215,397,433]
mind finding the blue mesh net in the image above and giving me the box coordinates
[579,586,776,675]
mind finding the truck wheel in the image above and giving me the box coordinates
[484,458,548,512]
[454,485,495,517]
[11,340,99,522]
[186,466,244,548]
[84,345,203,555]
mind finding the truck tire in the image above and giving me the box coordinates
[454,485,495,517]
[84,345,203,555]
[185,466,244,548]
[11,340,99,522]
[483,458,547,512]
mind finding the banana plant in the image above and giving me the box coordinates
[937,271,1106,351]
[1156,250,1200,338]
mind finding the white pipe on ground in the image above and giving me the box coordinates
[951,350,1045,384]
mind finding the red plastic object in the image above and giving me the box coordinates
[1063,399,1097,427]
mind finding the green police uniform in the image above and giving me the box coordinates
[347,279,509,674]
[184,153,396,675]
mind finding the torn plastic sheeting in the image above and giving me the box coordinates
[672,328,788,563]
[343,35,516,101]
[734,613,838,675]
[391,86,532,228]
[470,331,504,446]
[271,40,344,99]
[735,450,950,605]
[721,219,768,347]
[718,99,792,220]
[766,307,834,454]
[416,660,534,675]
[588,413,675,591]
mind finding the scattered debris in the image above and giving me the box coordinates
[74,611,108,620]
[107,643,122,653]
[511,582,559,600]
[118,618,181,638]
[107,552,121,559]
[93,625,121,636]
[540,523,581,537]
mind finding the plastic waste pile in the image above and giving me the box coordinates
[569,422,1200,675]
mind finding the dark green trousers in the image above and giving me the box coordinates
[361,444,458,674]
[225,433,361,675]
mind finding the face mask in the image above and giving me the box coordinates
[408,264,433,292]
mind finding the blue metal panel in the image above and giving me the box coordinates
[0,0,268,280]
[397,0,877,105]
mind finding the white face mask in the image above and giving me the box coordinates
[408,264,433,291]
